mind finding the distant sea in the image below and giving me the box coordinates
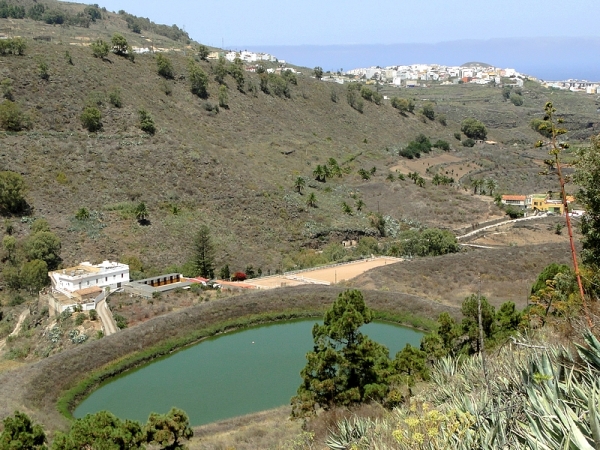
[241,37,600,82]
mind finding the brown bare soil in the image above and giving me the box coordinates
[248,257,402,288]
[189,406,301,450]
[347,241,575,309]
[469,217,578,247]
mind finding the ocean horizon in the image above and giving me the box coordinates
[238,37,600,82]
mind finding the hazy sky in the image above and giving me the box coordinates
[96,0,598,48]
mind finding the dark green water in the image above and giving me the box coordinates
[74,319,422,426]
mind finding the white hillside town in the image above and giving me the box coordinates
[129,41,599,92]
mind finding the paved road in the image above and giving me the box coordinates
[0,309,30,353]
[97,299,118,336]
[457,213,552,241]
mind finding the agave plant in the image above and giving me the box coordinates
[325,417,373,450]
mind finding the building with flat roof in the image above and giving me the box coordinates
[47,261,129,314]
[123,273,192,298]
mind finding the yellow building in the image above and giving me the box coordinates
[526,193,575,214]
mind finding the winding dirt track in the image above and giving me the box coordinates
[0,309,30,354]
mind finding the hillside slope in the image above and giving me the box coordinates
[0,2,596,275]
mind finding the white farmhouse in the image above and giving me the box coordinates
[47,261,129,314]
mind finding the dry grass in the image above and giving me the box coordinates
[0,285,456,434]
[348,241,575,309]
[0,15,595,276]
[190,406,301,450]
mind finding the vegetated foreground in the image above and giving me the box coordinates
[0,285,455,432]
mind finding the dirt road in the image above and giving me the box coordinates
[247,257,402,289]
[97,299,118,336]
[0,309,30,353]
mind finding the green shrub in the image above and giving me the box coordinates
[391,97,414,114]
[0,100,29,131]
[433,139,450,151]
[0,37,26,55]
[188,61,208,98]
[421,102,435,120]
[269,74,290,98]
[111,33,128,56]
[75,313,87,326]
[0,171,26,213]
[505,205,524,219]
[461,117,487,140]
[281,69,297,85]
[454,132,461,140]
[510,93,523,106]
[108,88,122,108]
[156,54,174,79]
[138,108,156,135]
[218,85,228,108]
[462,138,476,147]
[9,294,25,306]
[80,106,102,132]
[38,61,49,80]
[90,39,109,59]
[114,313,127,329]
[400,134,432,159]
[1,78,13,100]
[347,85,364,113]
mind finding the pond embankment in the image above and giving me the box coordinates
[0,285,458,432]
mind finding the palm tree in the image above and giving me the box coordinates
[306,193,317,208]
[313,165,326,182]
[471,178,484,195]
[294,177,305,194]
[341,202,352,215]
[355,199,365,211]
[486,179,498,196]
[135,202,148,224]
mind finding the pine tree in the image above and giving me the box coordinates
[193,225,215,278]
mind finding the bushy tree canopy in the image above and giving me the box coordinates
[188,61,208,98]
[24,231,61,270]
[52,411,146,450]
[156,54,174,79]
[0,171,26,214]
[0,411,46,450]
[575,135,600,267]
[461,118,487,140]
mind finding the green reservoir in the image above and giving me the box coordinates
[74,319,422,426]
